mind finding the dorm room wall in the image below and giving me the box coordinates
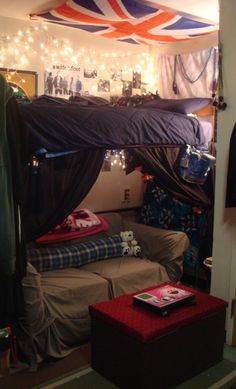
[0,15,146,212]
[210,0,236,344]
[0,16,149,96]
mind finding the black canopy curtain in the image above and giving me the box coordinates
[23,148,106,242]
[125,147,214,207]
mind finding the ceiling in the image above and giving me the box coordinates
[0,0,219,46]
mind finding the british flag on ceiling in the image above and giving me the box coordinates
[30,0,218,45]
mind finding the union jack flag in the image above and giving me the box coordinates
[31,0,218,45]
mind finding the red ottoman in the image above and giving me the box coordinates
[89,283,227,389]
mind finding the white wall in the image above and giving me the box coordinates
[0,15,155,97]
[210,0,236,344]
[79,165,144,212]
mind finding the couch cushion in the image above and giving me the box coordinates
[41,268,110,348]
[81,257,169,297]
[20,264,110,362]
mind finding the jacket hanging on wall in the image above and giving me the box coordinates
[226,122,236,207]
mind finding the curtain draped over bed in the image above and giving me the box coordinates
[0,83,28,325]
[125,147,214,267]
[23,148,106,242]
[125,147,214,207]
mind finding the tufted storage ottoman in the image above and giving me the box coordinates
[89,283,227,389]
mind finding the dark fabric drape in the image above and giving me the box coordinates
[126,146,214,267]
[126,147,214,207]
[0,90,28,325]
[226,122,236,207]
[23,149,106,242]
[126,146,214,265]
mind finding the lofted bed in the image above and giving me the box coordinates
[14,94,214,241]
[0,0,220,368]
[2,79,216,363]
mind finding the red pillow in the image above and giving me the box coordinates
[36,210,109,245]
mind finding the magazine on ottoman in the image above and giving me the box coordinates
[133,284,196,316]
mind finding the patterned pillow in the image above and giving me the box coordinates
[28,235,123,272]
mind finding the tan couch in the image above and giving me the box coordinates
[19,212,189,365]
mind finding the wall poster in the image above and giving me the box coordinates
[44,64,82,99]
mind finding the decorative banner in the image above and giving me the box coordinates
[31,0,218,45]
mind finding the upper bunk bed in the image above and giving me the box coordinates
[19,95,209,153]
[7,92,214,243]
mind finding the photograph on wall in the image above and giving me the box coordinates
[44,65,82,99]
[141,82,148,95]
[122,81,132,96]
[84,78,98,95]
[84,68,98,78]
[97,79,110,92]
[110,81,123,97]
[132,71,141,89]
[110,68,122,81]
[132,88,142,96]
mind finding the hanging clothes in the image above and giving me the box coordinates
[0,74,16,275]
[0,74,28,326]
[226,122,236,207]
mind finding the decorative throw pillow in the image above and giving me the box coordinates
[141,98,212,114]
[36,210,109,244]
[28,232,141,272]
[28,235,124,272]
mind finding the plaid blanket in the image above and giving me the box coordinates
[27,235,123,272]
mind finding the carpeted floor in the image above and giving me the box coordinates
[0,343,91,389]
[29,360,236,389]
[1,343,236,389]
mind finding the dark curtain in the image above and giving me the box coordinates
[23,148,106,242]
[126,146,214,266]
[3,92,105,325]
[226,122,236,207]
[0,94,28,326]
[126,146,214,207]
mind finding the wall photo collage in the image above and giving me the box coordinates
[44,64,145,100]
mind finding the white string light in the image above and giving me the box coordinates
[106,150,126,170]
[0,23,157,92]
